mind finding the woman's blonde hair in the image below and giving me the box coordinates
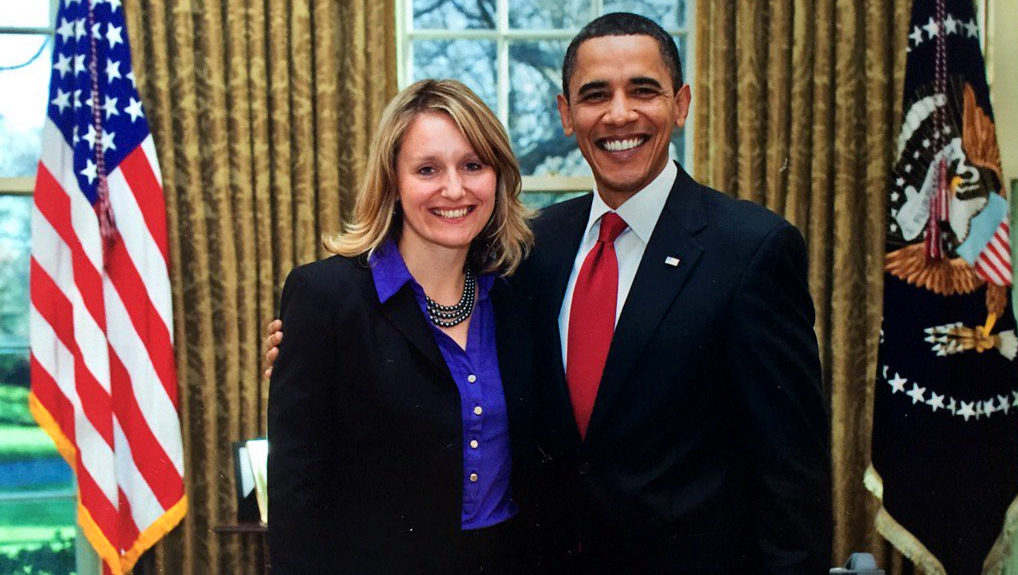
[324,79,533,275]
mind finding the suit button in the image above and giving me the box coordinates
[577,461,591,475]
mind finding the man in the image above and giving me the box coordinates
[266,12,831,574]
[516,13,831,574]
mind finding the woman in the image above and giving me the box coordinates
[267,79,538,575]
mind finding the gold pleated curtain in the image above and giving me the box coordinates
[120,1,396,573]
[693,1,912,572]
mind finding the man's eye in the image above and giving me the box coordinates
[581,92,608,101]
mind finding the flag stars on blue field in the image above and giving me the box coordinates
[81,159,98,184]
[106,60,122,83]
[54,54,72,77]
[104,96,120,119]
[49,0,150,205]
[56,18,75,42]
[102,131,117,152]
[107,24,124,49]
[81,125,98,148]
[52,89,72,114]
[125,98,144,122]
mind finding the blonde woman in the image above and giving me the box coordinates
[267,79,539,574]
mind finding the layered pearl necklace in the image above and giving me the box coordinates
[424,268,476,328]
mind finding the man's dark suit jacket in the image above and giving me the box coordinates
[516,164,832,574]
[267,255,539,575]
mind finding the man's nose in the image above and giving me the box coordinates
[606,93,637,124]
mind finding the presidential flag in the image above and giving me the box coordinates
[28,0,187,573]
[866,1,1017,573]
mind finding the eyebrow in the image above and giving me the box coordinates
[631,77,665,89]
[577,81,609,97]
[576,77,665,97]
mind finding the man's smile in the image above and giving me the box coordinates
[598,136,649,152]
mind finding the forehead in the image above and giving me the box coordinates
[569,35,670,90]
[398,111,476,158]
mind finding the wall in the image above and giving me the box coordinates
[989,0,1017,189]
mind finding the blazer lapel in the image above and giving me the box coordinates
[379,284,448,373]
[491,279,533,450]
[585,167,707,441]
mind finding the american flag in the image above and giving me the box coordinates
[28,0,187,573]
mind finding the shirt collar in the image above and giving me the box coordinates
[586,160,677,244]
[369,238,494,304]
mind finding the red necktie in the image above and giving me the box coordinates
[566,212,628,439]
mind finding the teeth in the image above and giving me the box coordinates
[433,207,470,218]
[603,138,644,152]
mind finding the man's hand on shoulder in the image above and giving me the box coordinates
[263,319,283,379]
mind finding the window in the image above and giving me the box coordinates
[397,0,695,207]
[0,1,80,574]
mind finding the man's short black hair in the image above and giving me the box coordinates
[561,12,684,101]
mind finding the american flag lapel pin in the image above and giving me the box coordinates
[664,256,681,267]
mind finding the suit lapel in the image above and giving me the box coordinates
[585,167,707,442]
[541,195,592,330]
[538,196,592,449]
[379,284,448,373]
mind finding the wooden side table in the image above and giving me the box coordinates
[213,523,269,574]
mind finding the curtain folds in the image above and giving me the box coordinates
[122,1,396,572]
[694,1,911,571]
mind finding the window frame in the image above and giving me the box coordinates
[396,0,696,193]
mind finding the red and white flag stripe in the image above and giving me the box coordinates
[975,221,1012,287]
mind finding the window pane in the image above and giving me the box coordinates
[0,193,75,571]
[0,496,76,574]
[508,41,590,177]
[0,1,54,29]
[0,194,31,346]
[602,0,686,29]
[671,34,687,164]
[413,0,496,30]
[411,39,497,113]
[0,34,50,178]
[508,0,592,30]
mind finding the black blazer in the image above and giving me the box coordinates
[515,165,832,574]
[267,255,538,575]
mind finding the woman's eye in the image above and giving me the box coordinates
[418,166,435,176]
[464,162,484,171]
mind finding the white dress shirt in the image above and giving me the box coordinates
[559,161,678,367]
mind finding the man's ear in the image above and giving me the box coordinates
[673,84,692,130]
[556,93,574,137]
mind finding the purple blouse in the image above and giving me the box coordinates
[370,241,517,530]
